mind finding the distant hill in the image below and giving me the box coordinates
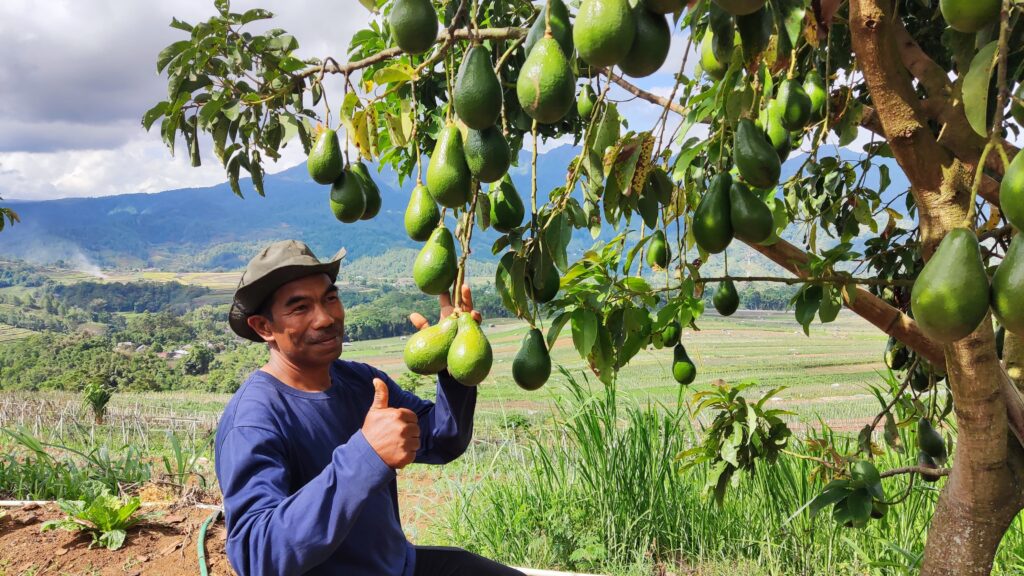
[0,145,909,278]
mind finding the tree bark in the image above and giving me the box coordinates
[1007,332,1024,390]
[849,0,1024,573]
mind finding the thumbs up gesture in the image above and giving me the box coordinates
[362,378,420,469]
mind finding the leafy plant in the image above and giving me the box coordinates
[81,378,112,425]
[161,431,213,493]
[680,380,793,504]
[41,489,152,550]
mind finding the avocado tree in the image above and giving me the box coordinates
[146,0,1024,573]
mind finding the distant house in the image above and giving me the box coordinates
[169,349,189,359]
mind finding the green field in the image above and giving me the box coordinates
[0,322,36,343]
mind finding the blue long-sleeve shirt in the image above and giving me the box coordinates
[214,359,477,576]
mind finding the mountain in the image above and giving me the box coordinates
[0,145,909,276]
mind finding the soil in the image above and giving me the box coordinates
[0,501,233,576]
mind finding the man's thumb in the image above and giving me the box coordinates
[371,378,389,409]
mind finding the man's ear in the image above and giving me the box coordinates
[247,315,276,343]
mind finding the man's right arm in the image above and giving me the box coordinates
[217,425,395,576]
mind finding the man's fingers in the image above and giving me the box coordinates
[371,378,389,410]
[438,291,453,311]
[460,283,474,312]
[472,310,482,323]
[409,312,429,330]
[396,408,419,423]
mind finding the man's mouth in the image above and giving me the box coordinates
[311,334,339,345]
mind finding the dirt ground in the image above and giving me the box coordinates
[0,502,233,576]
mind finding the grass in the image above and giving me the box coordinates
[0,323,36,343]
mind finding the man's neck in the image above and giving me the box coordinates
[262,352,332,393]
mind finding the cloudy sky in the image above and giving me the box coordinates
[0,0,689,202]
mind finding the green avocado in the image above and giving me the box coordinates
[307,129,344,185]
[918,418,948,464]
[734,118,781,189]
[405,183,441,242]
[940,0,999,33]
[389,0,439,55]
[489,176,525,233]
[646,230,670,269]
[646,167,675,206]
[350,162,381,220]
[447,313,494,386]
[992,235,1024,336]
[804,70,827,120]
[403,314,459,374]
[517,36,576,125]
[693,173,734,254]
[736,6,772,64]
[526,250,560,303]
[524,0,573,57]
[699,30,729,81]
[426,123,472,209]
[454,45,503,130]
[643,0,686,13]
[574,0,636,68]
[729,181,773,243]
[776,79,812,131]
[1000,150,1024,231]
[577,85,597,120]
[660,320,681,346]
[909,363,932,393]
[619,7,671,79]
[713,279,740,316]
[883,336,910,371]
[413,226,458,295]
[329,168,366,223]
[637,188,660,229]
[910,228,990,343]
[672,343,697,385]
[713,0,766,15]
[512,328,552,391]
[759,101,793,162]
[464,126,511,184]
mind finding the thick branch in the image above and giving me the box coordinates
[880,465,951,479]
[693,275,914,287]
[603,69,684,115]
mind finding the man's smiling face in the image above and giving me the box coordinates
[247,273,346,368]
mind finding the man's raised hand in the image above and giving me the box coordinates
[362,378,420,469]
[408,283,483,331]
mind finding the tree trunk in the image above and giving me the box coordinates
[848,0,1024,572]
[1006,332,1024,389]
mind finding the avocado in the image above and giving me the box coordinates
[516,36,576,125]
[405,183,441,241]
[413,226,458,295]
[729,181,773,243]
[512,328,552,390]
[883,336,910,371]
[734,118,781,188]
[646,167,675,206]
[574,0,636,68]
[637,188,661,229]
[524,0,573,57]
[329,168,366,223]
[350,162,381,220]
[307,129,344,185]
[426,123,472,208]
[447,313,494,386]
[918,418,948,464]
[735,6,772,64]
[464,126,511,183]
[672,343,697,385]
[646,230,670,269]
[712,0,766,15]
[619,7,671,79]
[643,0,686,14]
[713,279,740,316]
[776,79,812,131]
[693,173,734,254]
[917,450,941,482]
[699,30,729,81]
[454,45,503,130]
[1000,150,1024,231]
[389,0,439,55]
[403,314,459,374]
[910,363,932,393]
[804,70,827,121]
[992,235,1024,336]
[759,101,793,162]
[910,228,990,343]
[489,175,525,233]
[577,84,597,120]
[526,250,560,303]
[940,0,999,33]
[660,320,681,346]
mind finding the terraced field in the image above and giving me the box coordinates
[0,323,36,343]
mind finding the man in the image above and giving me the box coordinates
[214,240,524,575]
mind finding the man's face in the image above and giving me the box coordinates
[247,273,345,367]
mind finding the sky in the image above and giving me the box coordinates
[0,0,691,202]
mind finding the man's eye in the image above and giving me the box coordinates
[292,305,307,313]
[327,294,338,302]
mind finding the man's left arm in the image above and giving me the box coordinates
[370,367,476,465]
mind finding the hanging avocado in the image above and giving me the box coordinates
[523,0,573,57]
[759,101,793,162]
[646,230,670,269]
[672,343,697,385]
[389,0,439,55]
[729,181,773,243]
[512,328,552,391]
[699,30,729,81]
[713,279,740,316]
[405,183,441,241]
[454,45,503,130]
[619,6,671,79]
[733,118,781,189]
[351,162,381,220]
[712,0,766,16]
[516,36,576,124]
[329,168,366,223]
[489,176,525,233]
[526,250,560,303]
[693,173,734,254]
[804,71,827,121]
[307,129,344,185]
[883,336,910,371]
[1000,150,1024,231]
[447,313,494,386]
[574,0,636,68]
[918,418,948,464]
[939,0,999,33]
[577,85,597,120]
[426,123,472,208]
[413,226,458,295]
[776,79,812,131]
[992,235,1024,336]
[910,228,990,343]
[464,126,511,184]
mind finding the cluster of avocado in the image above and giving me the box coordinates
[403,311,494,387]
[910,163,1024,348]
[307,129,383,223]
[916,417,948,482]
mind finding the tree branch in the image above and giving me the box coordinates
[602,69,684,114]
[880,465,951,479]
[693,275,915,287]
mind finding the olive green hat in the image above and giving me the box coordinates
[229,240,346,342]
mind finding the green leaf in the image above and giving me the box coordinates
[239,8,273,24]
[572,309,598,358]
[809,480,852,516]
[156,40,191,73]
[169,17,193,32]
[963,41,998,137]
[845,488,873,527]
[277,56,307,73]
[884,412,904,453]
[818,284,841,324]
[547,312,570,350]
[794,285,822,335]
[141,101,168,130]
[357,0,378,12]
[373,63,415,86]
